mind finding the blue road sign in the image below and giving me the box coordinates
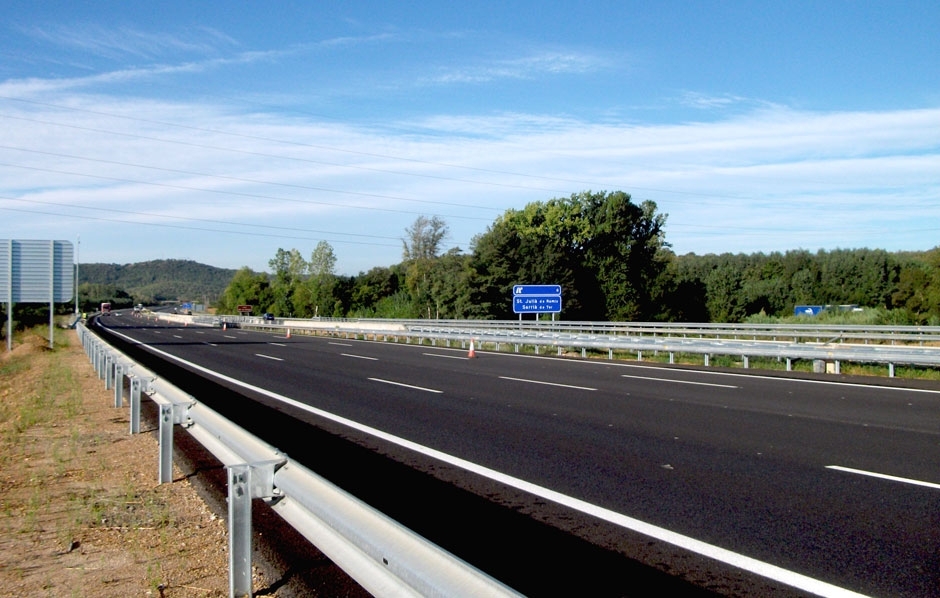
[512,284,562,313]
[513,295,562,313]
[513,284,562,296]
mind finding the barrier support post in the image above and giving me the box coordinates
[228,464,253,598]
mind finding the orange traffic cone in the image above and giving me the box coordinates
[286,328,291,339]
[223,322,227,331]
[468,338,477,358]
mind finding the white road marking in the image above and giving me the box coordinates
[329,342,353,347]
[172,335,183,339]
[619,364,940,394]
[255,353,284,362]
[424,352,468,360]
[270,342,286,347]
[104,326,873,598]
[368,378,442,393]
[621,374,739,389]
[500,376,596,391]
[826,466,940,490]
[342,353,378,361]
[223,335,237,339]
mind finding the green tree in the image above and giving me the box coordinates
[582,193,669,320]
[268,248,307,316]
[705,263,747,322]
[307,241,338,317]
[217,267,271,315]
[469,191,668,321]
[427,248,474,318]
[402,216,449,316]
[350,266,402,316]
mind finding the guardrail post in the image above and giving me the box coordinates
[129,377,141,434]
[158,402,174,484]
[105,354,114,390]
[228,463,253,598]
[113,363,124,407]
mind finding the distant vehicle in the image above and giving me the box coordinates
[100,302,112,315]
[263,313,275,322]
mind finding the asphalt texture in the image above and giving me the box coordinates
[94,315,940,597]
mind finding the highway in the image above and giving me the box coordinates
[95,314,940,597]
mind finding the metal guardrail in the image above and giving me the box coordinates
[189,315,940,377]
[202,314,940,344]
[77,321,521,598]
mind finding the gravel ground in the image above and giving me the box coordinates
[0,329,366,597]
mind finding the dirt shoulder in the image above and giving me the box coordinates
[0,331,232,597]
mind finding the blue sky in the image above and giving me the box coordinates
[1,2,938,275]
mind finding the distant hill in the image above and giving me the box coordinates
[79,259,238,304]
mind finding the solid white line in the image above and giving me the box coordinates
[621,374,739,389]
[255,353,284,362]
[342,353,378,361]
[619,364,940,394]
[424,352,468,360]
[368,378,442,393]
[826,466,940,490]
[499,376,596,391]
[103,326,870,598]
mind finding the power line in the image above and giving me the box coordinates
[0,194,403,241]
[0,160,492,221]
[0,204,402,247]
[0,142,503,213]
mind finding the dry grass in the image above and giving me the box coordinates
[0,330,232,597]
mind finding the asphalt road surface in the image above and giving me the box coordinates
[95,314,940,597]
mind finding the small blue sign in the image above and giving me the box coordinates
[512,284,562,314]
[513,284,562,296]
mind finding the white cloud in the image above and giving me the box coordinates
[1,86,936,271]
[424,49,607,85]
[21,24,238,60]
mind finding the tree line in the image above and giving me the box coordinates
[216,191,940,325]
